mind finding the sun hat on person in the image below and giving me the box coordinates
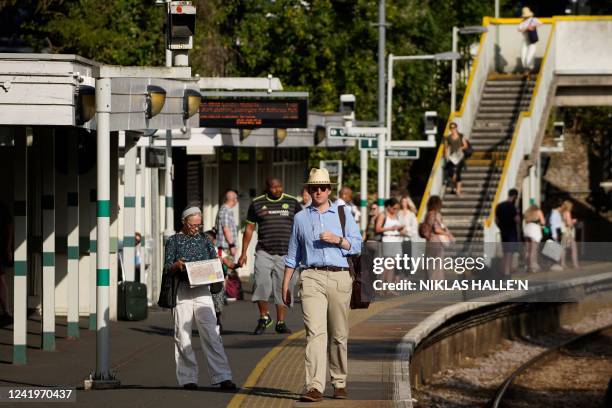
[521,7,534,18]
[304,168,337,185]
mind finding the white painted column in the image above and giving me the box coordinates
[66,131,80,339]
[94,76,114,381]
[13,127,28,364]
[41,130,56,351]
[88,185,97,331]
[122,132,137,281]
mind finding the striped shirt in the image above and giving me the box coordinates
[246,193,302,255]
[216,204,238,249]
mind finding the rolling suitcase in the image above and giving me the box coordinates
[118,281,148,321]
[118,251,148,321]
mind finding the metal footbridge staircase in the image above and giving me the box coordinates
[417,16,612,257]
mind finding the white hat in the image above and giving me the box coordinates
[522,7,534,18]
[304,168,336,185]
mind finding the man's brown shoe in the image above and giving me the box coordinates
[333,387,348,399]
[300,388,323,402]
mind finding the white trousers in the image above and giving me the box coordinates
[521,40,537,70]
[173,282,233,385]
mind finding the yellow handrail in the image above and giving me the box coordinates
[483,17,557,228]
[482,15,612,227]
[417,17,491,221]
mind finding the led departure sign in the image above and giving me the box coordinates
[199,97,308,129]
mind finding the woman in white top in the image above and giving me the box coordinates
[517,7,543,75]
[523,204,545,273]
[375,198,403,294]
[398,195,418,241]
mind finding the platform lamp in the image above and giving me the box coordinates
[240,129,252,142]
[314,125,326,145]
[76,85,96,125]
[183,89,201,119]
[275,128,287,146]
[146,85,167,119]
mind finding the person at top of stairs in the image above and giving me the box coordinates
[444,122,470,196]
[518,7,543,77]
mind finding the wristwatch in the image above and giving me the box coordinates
[228,242,236,248]
[337,237,343,247]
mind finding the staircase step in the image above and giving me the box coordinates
[476,103,529,115]
[469,151,507,160]
[465,158,505,167]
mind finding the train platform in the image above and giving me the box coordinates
[0,263,610,408]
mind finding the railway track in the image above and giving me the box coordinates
[488,323,612,408]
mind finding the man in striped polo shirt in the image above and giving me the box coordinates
[239,178,302,335]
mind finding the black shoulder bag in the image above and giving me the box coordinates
[338,205,371,309]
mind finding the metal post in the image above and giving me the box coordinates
[495,0,500,18]
[92,76,118,384]
[385,158,391,199]
[13,127,28,364]
[150,167,160,302]
[164,1,175,242]
[377,0,386,209]
[140,146,148,286]
[42,129,55,352]
[451,26,458,114]
[360,148,368,234]
[89,186,97,331]
[123,133,137,281]
[381,54,393,208]
[66,131,80,339]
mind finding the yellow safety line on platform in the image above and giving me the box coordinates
[227,329,305,408]
[228,295,423,407]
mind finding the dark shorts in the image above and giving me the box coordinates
[501,231,519,253]
[445,160,464,182]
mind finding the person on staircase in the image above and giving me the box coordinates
[518,7,543,76]
[444,122,469,196]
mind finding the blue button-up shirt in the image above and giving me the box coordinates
[285,201,362,269]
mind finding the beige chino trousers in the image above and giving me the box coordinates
[299,268,353,393]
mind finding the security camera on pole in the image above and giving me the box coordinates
[162,1,196,242]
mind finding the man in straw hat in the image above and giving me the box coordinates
[282,168,362,402]
[518,6,542,76]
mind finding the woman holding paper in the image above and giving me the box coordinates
[164,206,236,391]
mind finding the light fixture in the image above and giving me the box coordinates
[240,129,252,142]
[458,26,488,35]
[275,128,287,146]
[314,125,326,145]
[146,85,166,119]
[433,51,462,61]
[183,89,202,119]
[76,85,96,125]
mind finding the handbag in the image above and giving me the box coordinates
[542,239,562,262]
[527,22,539,44]
[462,134,474,159]
[338,205,372,309]
[158,268,179,309]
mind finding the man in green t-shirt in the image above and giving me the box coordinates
[238,178,301,335]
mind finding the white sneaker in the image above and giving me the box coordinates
[550,264,563,271]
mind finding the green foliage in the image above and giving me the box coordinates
[1,0,549,198]
[6,0,165,66]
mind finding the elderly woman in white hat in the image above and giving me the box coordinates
[164,205,235,391]
[517,7,543,75]
[282,168,362,402]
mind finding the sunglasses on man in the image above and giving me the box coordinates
[308,185,331,193]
